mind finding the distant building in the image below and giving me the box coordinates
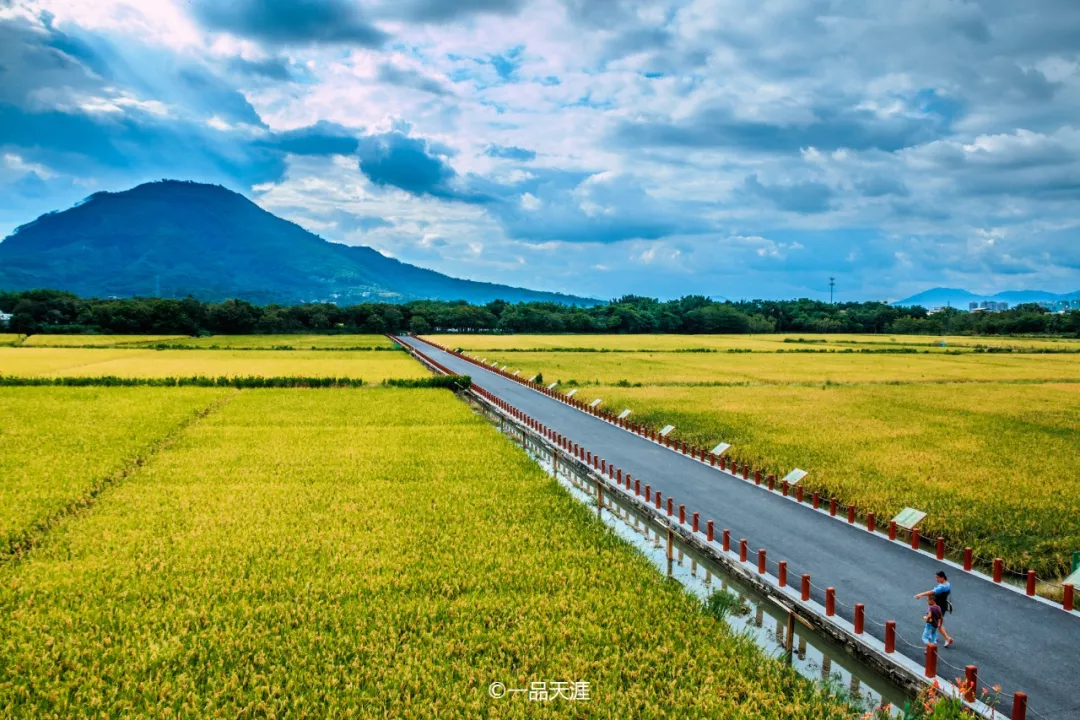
[0,311,12,327]
[969,302,979,311]
[977,301,1009,312]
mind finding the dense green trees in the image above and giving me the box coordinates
[0,289,1076,337]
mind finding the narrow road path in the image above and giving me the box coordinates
[399,336,1079,719]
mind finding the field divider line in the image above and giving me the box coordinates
[408,335,1078,616]
[461,380,1008,720]
[0,389,239,570]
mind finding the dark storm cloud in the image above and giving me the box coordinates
[191,0,389,46]
[356,130,489,203]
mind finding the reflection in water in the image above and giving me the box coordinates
[504,416,909,716]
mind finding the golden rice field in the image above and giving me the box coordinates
[0,335,24,347]
[0,348,427,381]
[20,334,187,347]
[0,387,228,555]
[462,348,1080,386]
[130,333,398,349]
[428,333,1080,353]
[580,382,1080,575]
[0,388,849,718]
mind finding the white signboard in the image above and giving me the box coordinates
[660,425,676,437]
[512,370,520,376]
[589,399,602,408]
[711,442,731,456]
[566,389,578,398]
[490,360,499,366]
[617,409,632,420]
[528,375,538,382]
[892,507,927,530]
[480,358,487,364]
[547,382,558,389]
[782,468,808,486]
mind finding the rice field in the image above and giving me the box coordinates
[0,388,849,718]
[0,386,228,555]
[428,333,1080,353]
[130,334,398,349]
[0,335,24,347]
[581,382,1080,575]
[0,348,427,381]
[464,349,1080,386]
[20,335,187,347]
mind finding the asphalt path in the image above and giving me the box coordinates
[399,335,1080,719]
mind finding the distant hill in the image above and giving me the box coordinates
[893,287,1079,308]
[0,180,599,306]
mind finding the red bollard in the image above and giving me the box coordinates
[782,480,789,497]
[778,561,787,587]
[757,549,766,574]
[1013,692,1027,720]
[847,505,856,524]
[1026,570,1036,596]
[710,454,716,467]
[796,485,804,503]
[812,492,820,509]
[679,504,685,524]
[993,558,1003,583]
[963,547,973,571]
[964,666,977,702]
[739,539,748,563]
[925,643,937,678]
[801,574,810,601]
[720,456,728,472]
[755,469,763,486]
[635,480,641,497]
[706,520,714,542]
[722,529,730,552]
[936,537,945,560]
[601,459,606,474]
[888,520,897,541]
[667,498,673,517]
[885,621,896,653]
[829,498,837,517]
[867,512,875,533]
[854,604,864,634]
[825,587,835,616]
[617,469,622,483]
[655,492,662,510]
[692,512,698,533]
[911,530,920,551]
[767,473,775,491]
[1065,583,1074,612]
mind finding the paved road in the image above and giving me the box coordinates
[399,336,1079,719]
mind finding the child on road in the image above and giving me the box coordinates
[922,595,943,645]
[915,571,954,647]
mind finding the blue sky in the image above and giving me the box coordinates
[2,0,1079,301]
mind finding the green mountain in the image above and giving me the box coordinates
[0,180,598,305]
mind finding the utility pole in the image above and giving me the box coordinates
[829,277,835,304]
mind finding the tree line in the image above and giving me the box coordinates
[2,289,1078,336]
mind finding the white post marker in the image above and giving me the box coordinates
[892,507,927,530]
[512,370,520,376]
[617,409,632,420]
[566,389,579,398]
[589,398,602,408]
[782,468,808,486]
[659,425,676,437]
[480,358,487,364]
[528,375,538,383]
[547,382,558,390]
[711,442,731,456]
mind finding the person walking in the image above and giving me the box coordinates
[915,571,954,647]
[922,595,943,645]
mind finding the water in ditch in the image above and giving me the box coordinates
[496,418,911,717]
